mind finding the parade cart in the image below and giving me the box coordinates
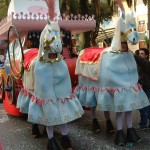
[0,0,96,116]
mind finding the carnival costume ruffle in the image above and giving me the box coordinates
[17,51,35,113]
[17,20,84,126]
[17,59,84,125]
[17,89,31,114]
[74,49,150,112]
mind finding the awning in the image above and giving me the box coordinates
[0,13,96,40]
[0,0,96,40]
[96,27,115,43]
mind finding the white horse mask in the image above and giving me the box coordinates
[120,13,139,45]
[108,12,139,51]
[38,20,62,61]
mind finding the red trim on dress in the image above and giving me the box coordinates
[75,84,142,94]
[20,88,77,105]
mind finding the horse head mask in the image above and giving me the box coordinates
[120,12,139,45]
[109,12,139,51]
[38,20,62,62]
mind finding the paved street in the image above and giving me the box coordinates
[0,103,150,150]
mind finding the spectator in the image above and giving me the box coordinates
[134,48,150,130]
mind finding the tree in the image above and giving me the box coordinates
[60,0,116,47]
[0,0,116,47]
[0,0,10,21]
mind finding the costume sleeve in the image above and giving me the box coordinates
[134,55,150,74]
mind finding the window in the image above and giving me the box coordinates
[138,20,146,32]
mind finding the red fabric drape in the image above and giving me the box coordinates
[80,47,104,63]
[24,48,38,70]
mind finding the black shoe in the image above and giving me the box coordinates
[115,130,126,146]
[47,137,61,150]
[126,128,141,143]
[32,124,41,138]
[60,135,73,150]
[92,118,101,133]
[106,119,115,133]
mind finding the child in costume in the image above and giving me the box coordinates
[17,0,84,149]
[74,12,150,147]
[27,20,84,149]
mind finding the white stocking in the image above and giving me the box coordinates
[46,126,54,139]
[60,124,68,135]
[125,111,132,128]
